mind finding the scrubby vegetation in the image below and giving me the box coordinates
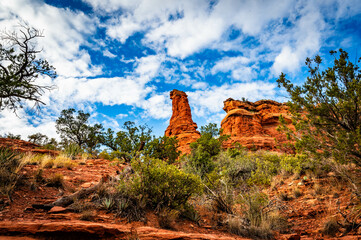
[0,49,360,239]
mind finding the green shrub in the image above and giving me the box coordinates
[99,150,111,160]
[63,143,83,159]
[238,190,269,227]
[119,157,202,211]
[0,147,23,200]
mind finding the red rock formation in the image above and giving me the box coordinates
[221,98,294,152]
[0,138,58,156]
[165,90,200,154]
[0,221,242,239]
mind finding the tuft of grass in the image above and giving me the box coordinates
[226,215,273,239]
[22,153,44,165]
[34,168,45,184]
[46,173,64,188]
[313,183,323,196]
[158,208,179,229]
[180,204,201,225]
[322,218,340,237]
[279,192,291,201]
[0,147,24,200]
[53,154,77,169]
[293,188,302,198]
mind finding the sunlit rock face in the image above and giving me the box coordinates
[165,89,200,154]
[221,98,294,152]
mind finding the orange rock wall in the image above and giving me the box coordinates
[165,90,200,154]
[221,98,293,151]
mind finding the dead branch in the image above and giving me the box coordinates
[33,175,109,210]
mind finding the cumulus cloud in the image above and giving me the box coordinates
[211,56,256,81]
[0,0,100,78]
[188,81,277,117]
[0,0,360,138]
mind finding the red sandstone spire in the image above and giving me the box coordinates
[165,89,200,154]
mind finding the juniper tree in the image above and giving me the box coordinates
[0,23,56,112]
[277,49,361,166]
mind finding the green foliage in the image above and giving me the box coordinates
[56,108,103,152]
[1,133,21,140]
[277,49,361,166]
[27,132,52,147]
[187,123,227,177]
[0,23,56,111]
[0,147,23,200]
[98,150,111,160]
[238,190,269,227]
[100,121,152,162]
[119,157,202,211]
[144,136,180,164]
[62,143,83,159]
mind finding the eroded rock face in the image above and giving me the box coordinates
[221,98,293,152]
[165,90,200,154]
[0,138,58,156]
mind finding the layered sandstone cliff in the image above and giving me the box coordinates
[221,98,293,151]
[165,90,200,153]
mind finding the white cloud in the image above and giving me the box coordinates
[271,2,325,74]
[211,56,256,81]
[0,0,100,78]
[140,93,172,119]
[0,109,58,140]
[188,81,277,117]
[103,49,117,58]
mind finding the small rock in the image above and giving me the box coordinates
[24,207,35,212]
[48,206,67,214]
[81,182,93,188]
[297,182,304,186]
[288,181,294,186]
[287,234,301,240]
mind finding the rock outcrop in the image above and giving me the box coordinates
[165,90,200,154]
[0,138,58,156]
[221,98,294,152]
[0,221,243,240]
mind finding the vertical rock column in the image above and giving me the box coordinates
[165,89,200,154]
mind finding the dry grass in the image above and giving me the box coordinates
[22,153,77,169]
[46,173,64,188]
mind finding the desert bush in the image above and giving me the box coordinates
[46,173,64,188]
[238,191,269,227]
[99,150,111,160]
[180,203,201,225]
[117,157,202,216]
[0,147,24,200]
[226,215,273,239]
[135,157,201,209]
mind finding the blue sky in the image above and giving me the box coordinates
[0,0,360,139]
